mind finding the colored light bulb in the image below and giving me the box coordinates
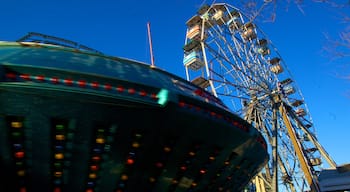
[11,121,23,128]
[96,138,105,144]
[15,151,25,158]
[55,153,64,160]
[55,135,65,141]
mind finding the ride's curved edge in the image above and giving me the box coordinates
[0,40,268,191]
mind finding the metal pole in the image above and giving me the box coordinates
[271,101,279,192]
[147,22,155,67]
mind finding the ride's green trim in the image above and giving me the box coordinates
[157,89,169,106]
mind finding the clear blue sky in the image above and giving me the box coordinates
[1,1,349,166]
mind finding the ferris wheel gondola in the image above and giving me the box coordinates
[183,3,336,191]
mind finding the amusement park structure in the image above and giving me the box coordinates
[182,2,348,192]
[0,32,268,191]
[0,2,348,192]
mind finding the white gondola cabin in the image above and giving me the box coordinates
[310,158,322,166]
[242,23,257,40]
[269,57,283,74]
[183,51,205,71]
[270,64,283,74]
[186,25,202,40]
[211,4,226,25]
[292,100,304,107]
[227,11,242,30]
[284,85,295,95]
[191,76,210,88]
[257,39,270,56]
[296,108,306,117]
[183,39,201,53]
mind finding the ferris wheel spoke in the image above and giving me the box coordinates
[205,44,272,93]
[202,22,274,92]
[205,37,254,89]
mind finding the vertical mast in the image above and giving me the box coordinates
[147,22,155,67]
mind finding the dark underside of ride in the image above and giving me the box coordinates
[0,34,268,192]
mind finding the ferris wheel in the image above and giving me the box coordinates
[182,3,337,192]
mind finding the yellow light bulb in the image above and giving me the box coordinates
[96,138,105,144]
[55,153,64,160]
[11,121,23,128]
[55,135,65,141]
